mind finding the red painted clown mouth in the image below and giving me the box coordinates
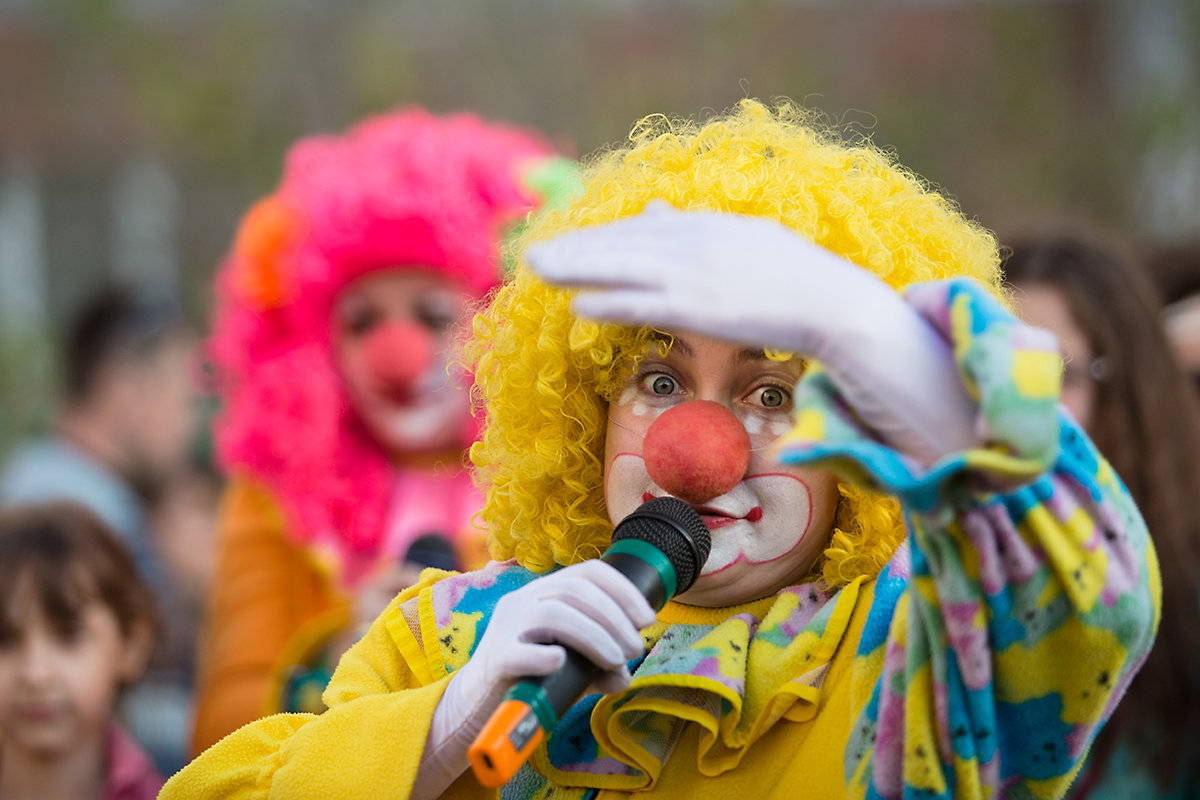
[641,491,763,529]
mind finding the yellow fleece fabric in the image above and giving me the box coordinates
[162,570,874,799]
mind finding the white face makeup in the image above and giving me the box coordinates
[333,268,474,457]
[604,333,839,607]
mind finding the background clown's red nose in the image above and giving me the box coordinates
[363,321,435,394]
[643,400,751,504]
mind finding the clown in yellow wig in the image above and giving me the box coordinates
[163,100,1157,800]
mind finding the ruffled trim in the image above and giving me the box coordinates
[394,562,874,794]
[567,578,865,790]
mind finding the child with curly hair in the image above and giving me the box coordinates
[191,108,570,753]
[0,502,162,800]
[169,100,1157,799]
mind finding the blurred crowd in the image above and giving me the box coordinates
[0,103,1199,800]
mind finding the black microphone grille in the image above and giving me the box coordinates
[610,496,711,595]
[404,533,462,572]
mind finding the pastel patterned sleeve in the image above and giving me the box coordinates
[773,278,1161,800]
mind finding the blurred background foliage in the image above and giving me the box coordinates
[1,0,1198,452]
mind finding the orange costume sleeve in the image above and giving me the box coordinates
[190,476,350,756]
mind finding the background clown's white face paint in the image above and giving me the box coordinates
[334,268,475,456]
[604,332,839,607]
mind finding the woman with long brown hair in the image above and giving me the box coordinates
[1005,231,1200,798]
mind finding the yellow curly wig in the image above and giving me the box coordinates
[467,99,1003,586]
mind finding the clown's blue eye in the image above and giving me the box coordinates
[760,387,785,407]
[649,374,676,395]
[750,384,792,410]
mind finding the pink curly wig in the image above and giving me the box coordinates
[209,108,559,581]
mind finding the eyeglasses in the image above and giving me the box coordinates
[1062,355,1108,387]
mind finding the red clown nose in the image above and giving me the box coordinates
[643,400,751,504]
[363,320,435,397]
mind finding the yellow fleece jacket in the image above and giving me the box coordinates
[163,569,874,799]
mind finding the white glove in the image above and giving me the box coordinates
[524,204,978,466]
[413,560,655,798]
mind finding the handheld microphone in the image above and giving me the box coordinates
[404,532,462,572]
[467,496,710,788]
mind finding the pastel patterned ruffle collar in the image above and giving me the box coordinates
[392,561,875,796]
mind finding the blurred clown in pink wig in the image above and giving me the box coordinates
[191,108,571,754]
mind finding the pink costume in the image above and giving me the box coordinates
[191,108,567,754]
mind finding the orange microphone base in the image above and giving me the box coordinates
[468,695,551,788]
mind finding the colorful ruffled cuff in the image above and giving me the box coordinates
[774,278,1064,514]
